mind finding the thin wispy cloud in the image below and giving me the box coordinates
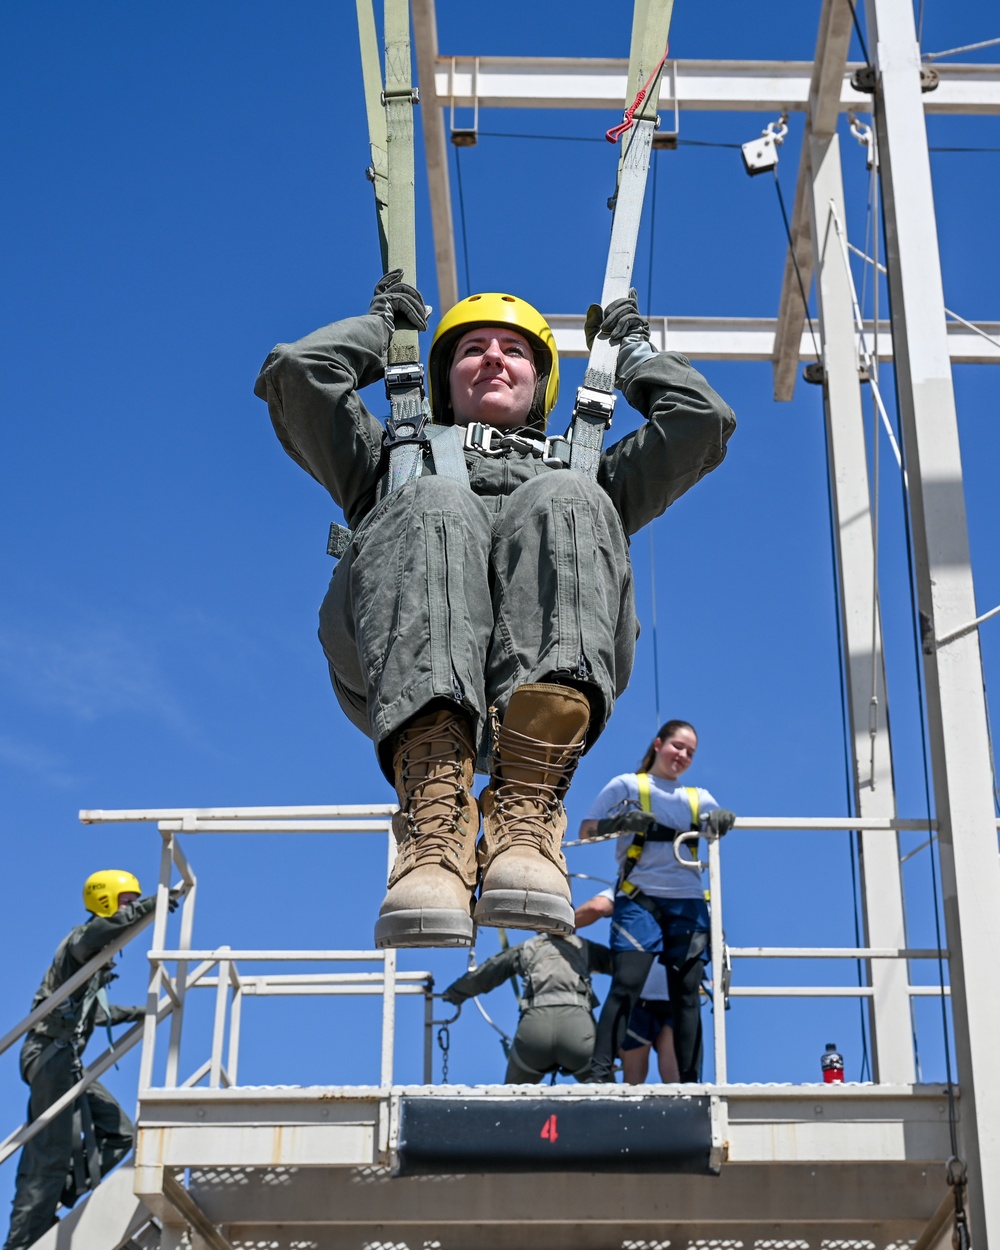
[0,621,200,742]
[0,734,80,788]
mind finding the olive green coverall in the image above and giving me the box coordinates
[254,313,735,776]
[3,898,154,1250]
[444,934,614,1082]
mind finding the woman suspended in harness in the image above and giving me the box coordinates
[255,279,735,951]
[441,932,613,1084]
[579,720,735,1083]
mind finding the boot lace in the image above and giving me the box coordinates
[490,724,585,852]
[396,717,476,866]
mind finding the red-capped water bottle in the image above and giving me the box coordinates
[821,1042,844,1083]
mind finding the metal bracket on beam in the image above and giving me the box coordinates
[134,1165,235,1250]
[851,64,940,94]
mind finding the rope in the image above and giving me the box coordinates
[844,0,871,65]
[471,996,513,1058]
[821,374,873,1083]
[606,45,670,145]
[887,342,961,1165]
[771,168,821,362]
[923,35,1000,60]
[453,146,473,297]
[868,142,881,792]
[645,148,663,732]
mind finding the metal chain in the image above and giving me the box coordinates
[437,1024,451,1084]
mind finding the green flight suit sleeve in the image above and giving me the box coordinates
[585,940,614,978]
[66,895,157,965]
[254,314,391,527]
[597,351,736,536]
[442,947,523,1004]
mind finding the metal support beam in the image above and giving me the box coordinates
[545,314,1000,362]
[425,56,1000,113]
[134,1165,234,1250]
[773,0,855,402]
[808,128,914,1083]
[412,0,458,310]
[865,0,1000,1239]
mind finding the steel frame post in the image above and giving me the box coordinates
[807,129,914,1083]
[865,0,1000,1237]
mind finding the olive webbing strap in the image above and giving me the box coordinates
[569,0,675,477]
[356,0,389,271]
[383,0,429,493]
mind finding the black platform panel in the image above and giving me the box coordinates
[395,1095,718,1175]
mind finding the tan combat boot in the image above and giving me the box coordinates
[475,682,590,934]
[374,708,479,949]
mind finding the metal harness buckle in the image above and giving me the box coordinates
[462,423,570,469]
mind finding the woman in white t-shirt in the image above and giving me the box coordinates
[579,719,734,1083]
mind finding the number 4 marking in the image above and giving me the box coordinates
[540,1113,558,1142]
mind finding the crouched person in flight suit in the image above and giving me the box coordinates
[255,275,736,949]
[442,933,613,1083]
[3,871,161,1250]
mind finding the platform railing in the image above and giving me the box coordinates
[76,805,964,1091]
[144,947,438,1087]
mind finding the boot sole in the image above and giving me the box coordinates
[474,890,575,934]
[374,908,474,949]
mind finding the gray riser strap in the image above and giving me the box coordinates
[569,0,674,477]
[382,0,428,493]
[356,0,389,271]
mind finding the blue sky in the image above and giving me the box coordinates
[2,0,999,1205]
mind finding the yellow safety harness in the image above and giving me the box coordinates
[617,773,704,907]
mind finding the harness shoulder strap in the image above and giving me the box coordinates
[618,773,653,898]
[425,425,471,485]
[676,785,701,868]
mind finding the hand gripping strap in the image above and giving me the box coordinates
[381,0,427,494]
[569,0,674,478]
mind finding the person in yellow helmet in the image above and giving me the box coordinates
[255,274,735,950]
[3,871,170,1250]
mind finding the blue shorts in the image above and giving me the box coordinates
[621,998,673,1051]
[610,895,710,963]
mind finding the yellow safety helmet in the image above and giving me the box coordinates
[427,292,560,429]
[83,869,142,917]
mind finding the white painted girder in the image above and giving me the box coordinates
[546,314,1000,362]
[430,56,1000,114]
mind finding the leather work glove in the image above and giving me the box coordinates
[595,809,658,840]
[584,287,650,350]
[441,985,465,1006]
[167,885,186,913]
[369,268,429,335]
[704,809,736,837]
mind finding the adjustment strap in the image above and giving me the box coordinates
[382,0,428,494]
[356,0,389,269]
[570,0,674,477]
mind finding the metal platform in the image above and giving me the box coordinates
[131,1083,955,1248]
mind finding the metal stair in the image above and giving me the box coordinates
[28,1166,158,1250]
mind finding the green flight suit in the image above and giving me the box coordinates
[443,934,614,1082]
[3,898,154,1250]
[255,313,735,777]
